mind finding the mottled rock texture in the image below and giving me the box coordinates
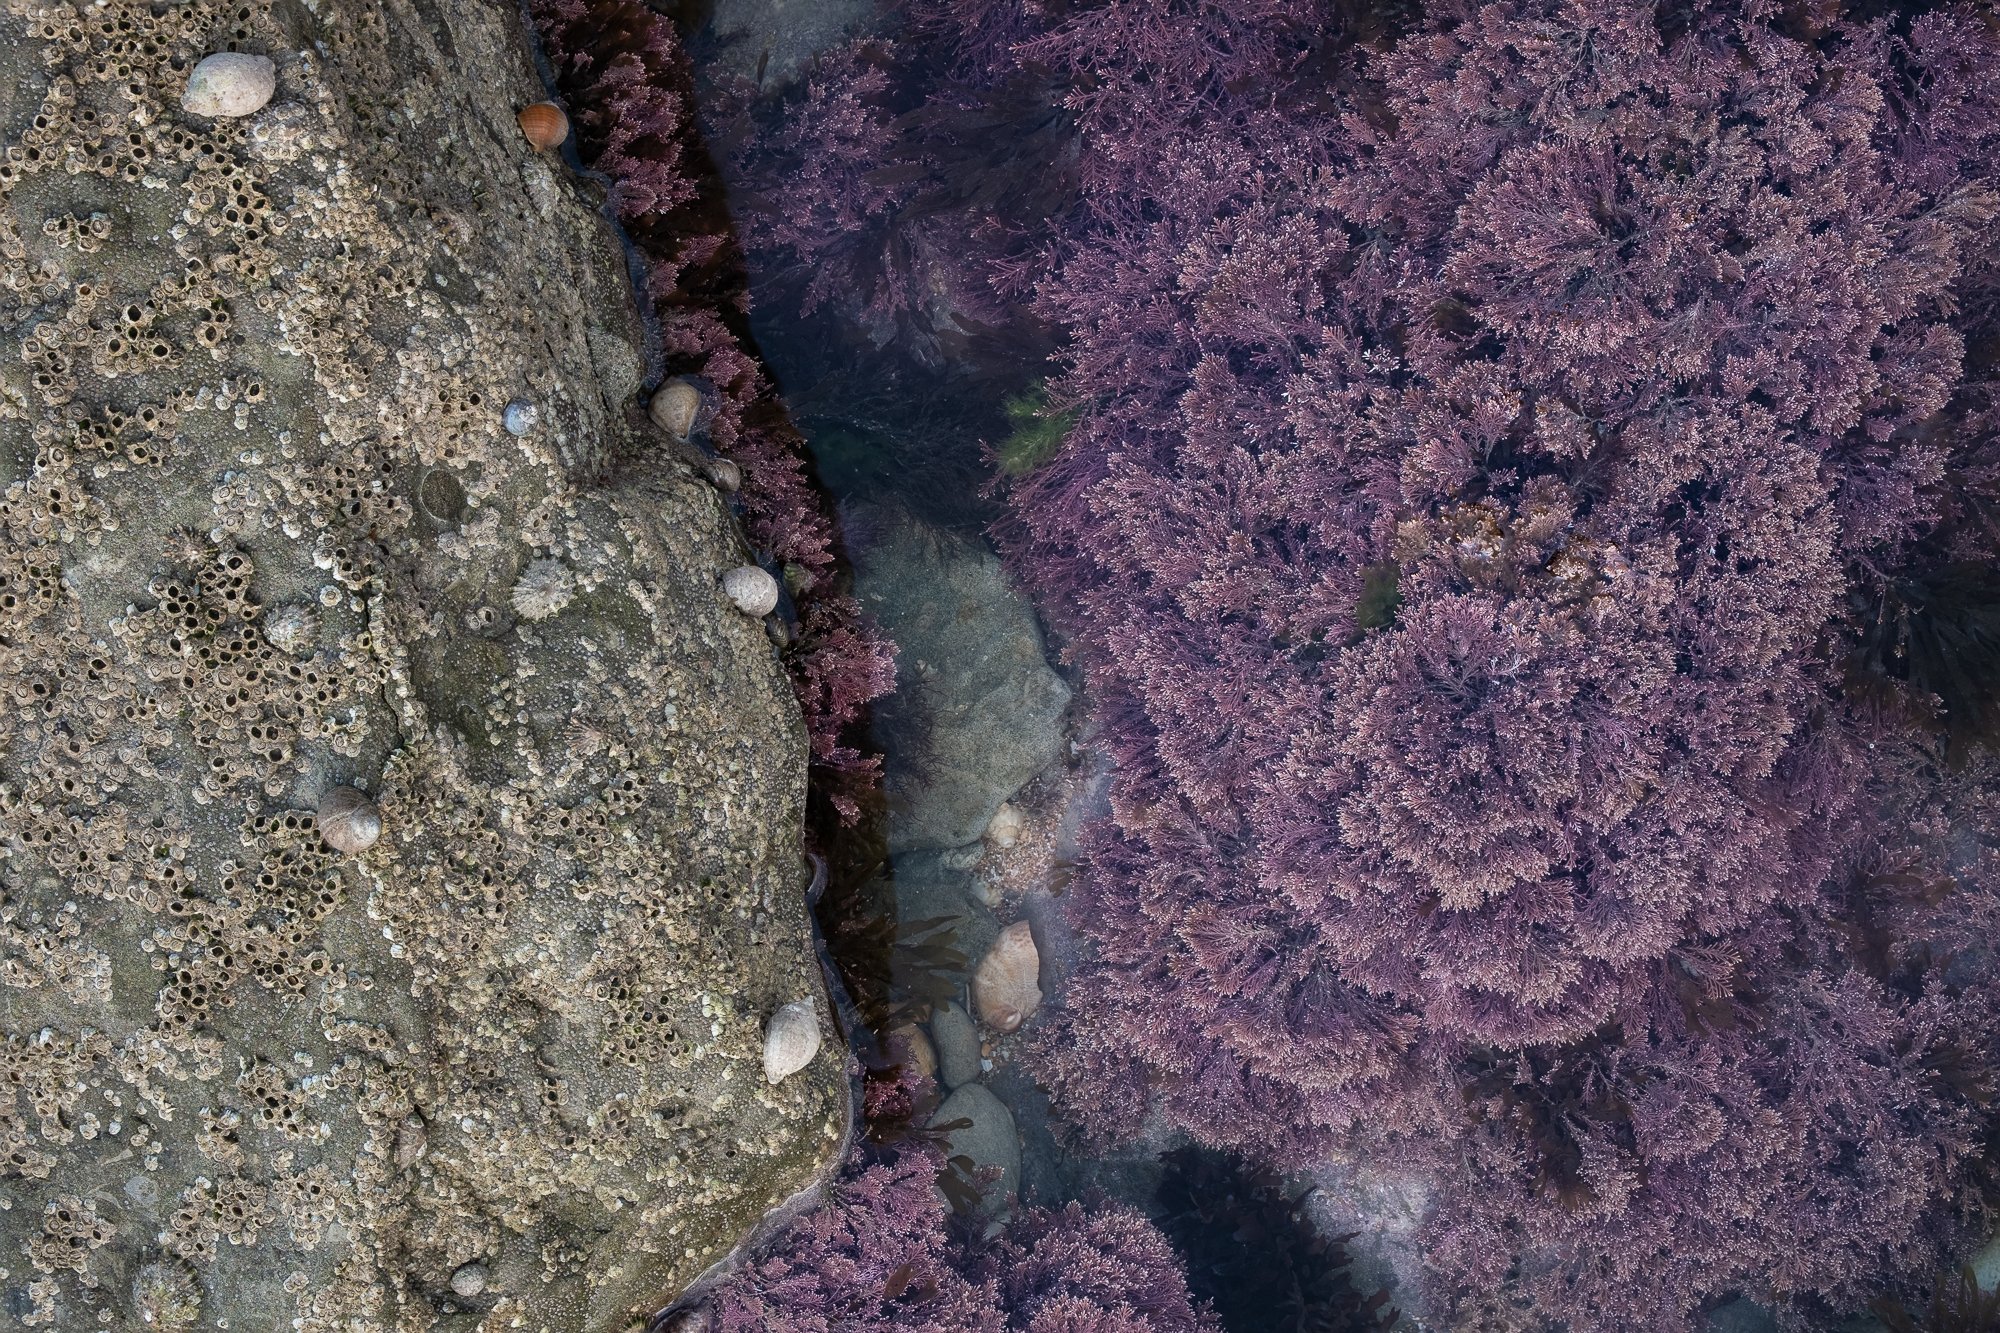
[855,513,1070,853]
[0,2,843,1330]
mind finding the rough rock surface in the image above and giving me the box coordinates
[855,513,1071,853]
[0,2,843,1330]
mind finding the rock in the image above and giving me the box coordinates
[854,514,1071,852]
[933,1083,1021,1214]
[930,1002,981,1090]
[702,0,879,88]
[942,842,986,872]
[1978,1232,2000,1291]
[973,921,1043,1032]
[182,51,277,117]
[887,1024,938,1081]
[0,5,841,1331]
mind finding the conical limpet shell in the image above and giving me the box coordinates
[973,920,1041,1033]
[183,52,276,118]
[722,565,779,617]
[316,785,381,856]
[511,557,575,621]
[517,101,569,150]
[763,999,821,1085]
[649,379,703,440]
[706,457,742,493]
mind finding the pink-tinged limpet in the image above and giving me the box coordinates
[973,920,1042,1033]
[518,101,569,150]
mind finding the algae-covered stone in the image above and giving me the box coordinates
[0,2,842,1330]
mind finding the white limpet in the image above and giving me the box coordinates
[721,565,779,618]
[762,999,821,1085]
[183,53,277,118]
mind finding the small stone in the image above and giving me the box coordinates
[183,52,277,118]
[722,565,779,618]
[887,1024,937,1081]
[986,801,1025,848]
[449,1263,488,1298]
[930,1001,980,1090]
[972,921,1041,1033]
[932,1083,1019,1215]
[502,400,539,436]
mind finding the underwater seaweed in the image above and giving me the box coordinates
[969,0,2000,1324]
[1876,1266,2000,1333]
[692,1069,1221,1332]
[1153,1147,1400,1333]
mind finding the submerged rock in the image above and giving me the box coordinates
[853,513,1071,852]
[930,1001,982,1090]
[934,1083,1022,1214]
[0,3,840,1330]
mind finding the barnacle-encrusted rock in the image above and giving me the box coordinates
[511,554,576,620]
[0,3,841,1331]
[181,51,277,117]
[723,564,781,617]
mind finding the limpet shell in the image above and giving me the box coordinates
[518,101,569,150]
[263,604,317,656]
[511,558,575,621]
[316,786,381,856]
[132,1257,202,1328]
[973,920,1042,1033]
[502,399,539,436]
[763,999,822,1085]
[722,565,779,617]
[706,457,742,493]
[183,52,276,118]
[649,379,703,440]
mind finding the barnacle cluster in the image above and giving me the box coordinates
[0,1,842,1329]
